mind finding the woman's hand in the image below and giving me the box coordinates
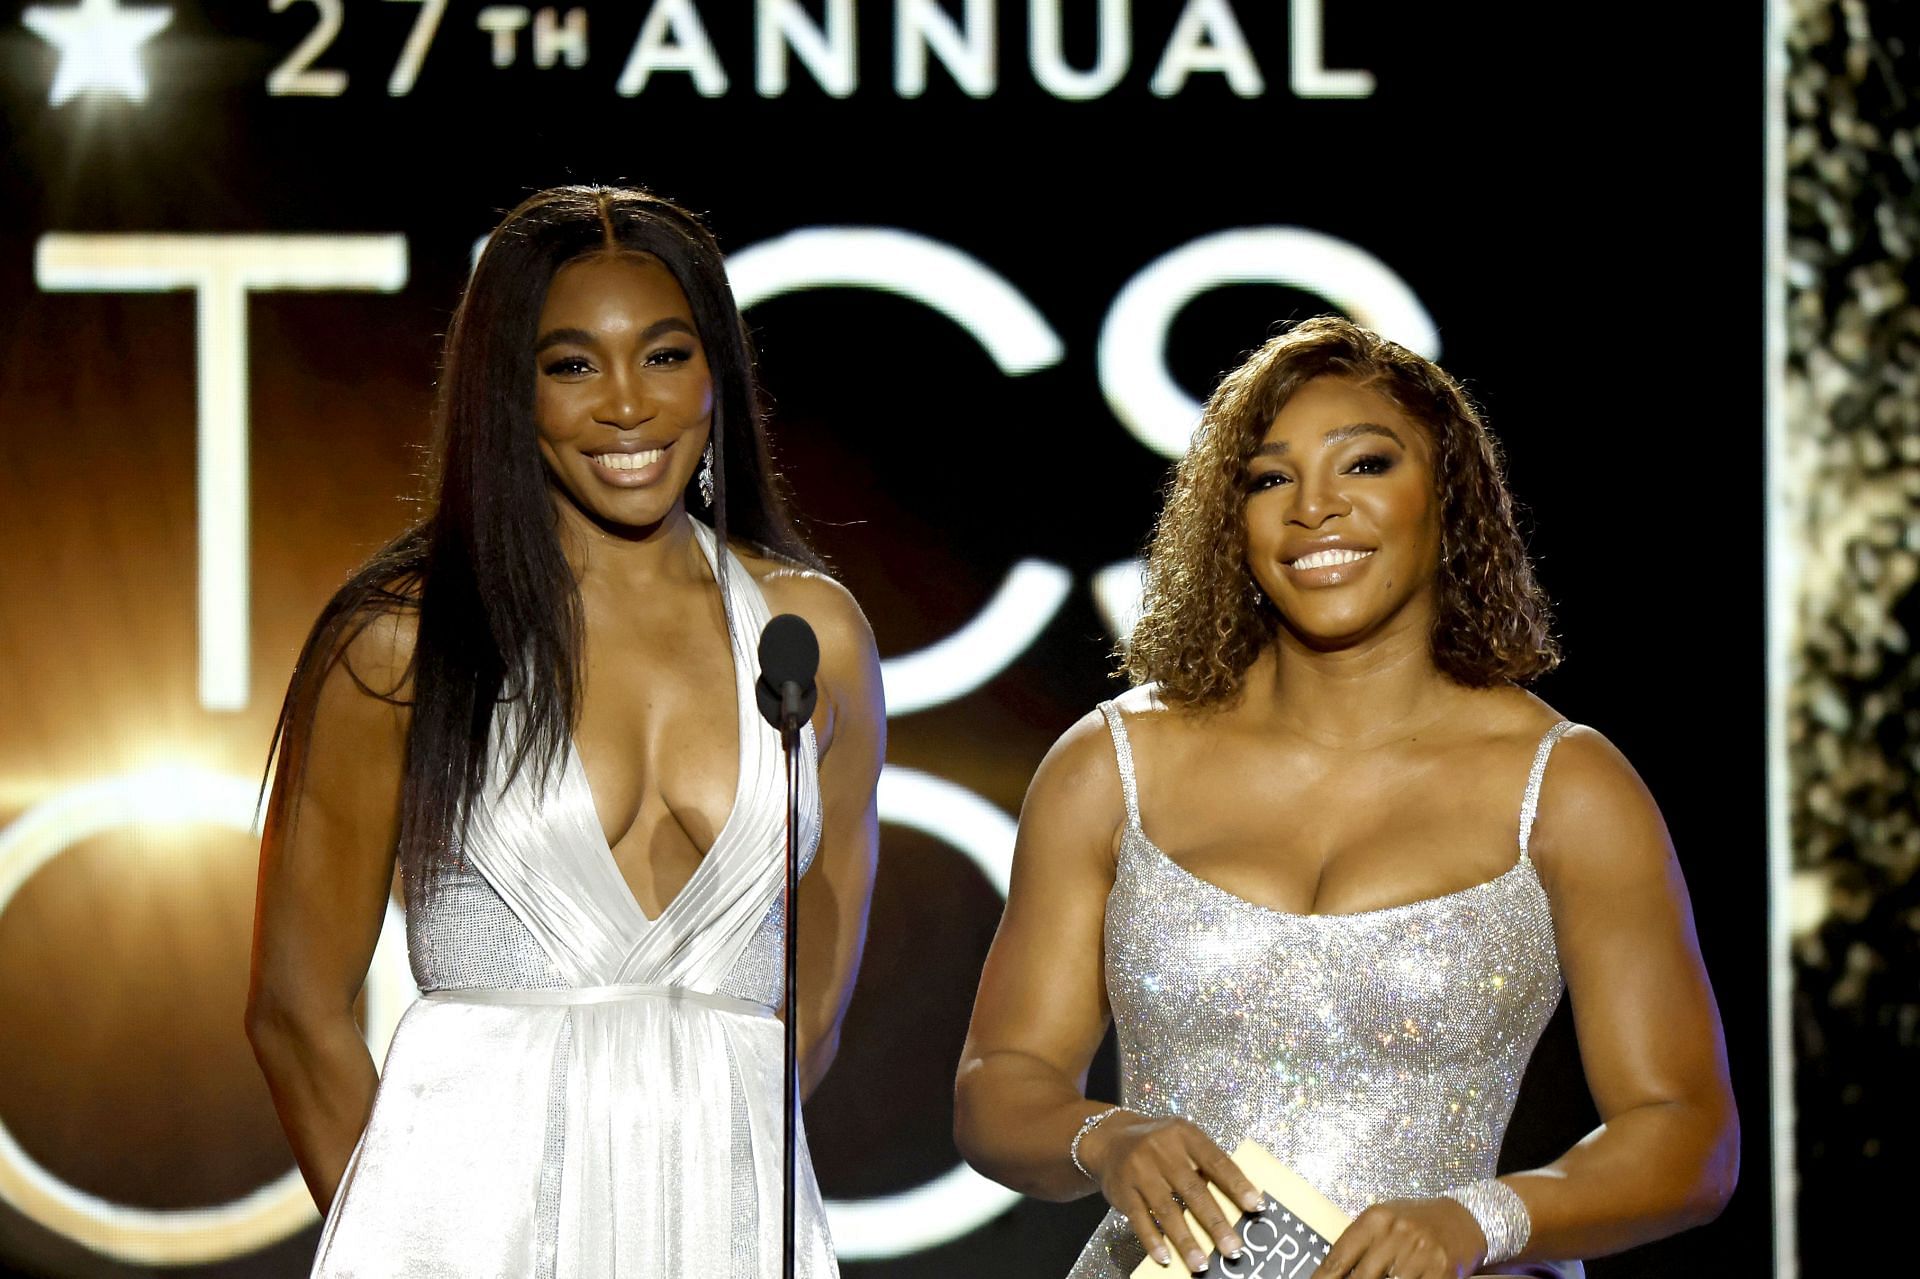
[1078,1112,1264,1273]
[1314,1197,1487,1279]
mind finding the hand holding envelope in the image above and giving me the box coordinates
[1129,1142,1533,1279]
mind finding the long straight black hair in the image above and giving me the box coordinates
[266,186,820,869]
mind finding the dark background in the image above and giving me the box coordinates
[0,3,1769,1275]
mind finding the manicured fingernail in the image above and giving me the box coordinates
[1224,1236,1243,1258]
[1185,1249,1208,1272]
[1153,1244,1173,1266]
[1239,1191,1263,1211]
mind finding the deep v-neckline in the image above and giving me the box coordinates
[563,525,753,928]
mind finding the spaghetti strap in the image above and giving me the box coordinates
[1096,701,1142,830]
[1518,720,1577,861]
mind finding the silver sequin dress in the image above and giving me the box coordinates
[309,521,834,1279]
[1069,704,1584,1279]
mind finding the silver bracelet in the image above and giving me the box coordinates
[1069,1106,1125,1181]
[1442,1178,1531,1265]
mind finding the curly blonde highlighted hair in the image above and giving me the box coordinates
[1124,315,1559,706]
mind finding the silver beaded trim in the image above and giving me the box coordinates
[1443,1177,1532,1265]
[1517,720,1576,859]
[1070,1106,1125,1181]
[1097,702,1142,829]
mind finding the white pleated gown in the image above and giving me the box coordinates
[311,522,834,1279]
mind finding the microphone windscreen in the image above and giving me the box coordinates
[758,614,820,689]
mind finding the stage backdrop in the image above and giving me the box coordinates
[0,4,1769,1276]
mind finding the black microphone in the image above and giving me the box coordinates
[756,613,819,738]
[757,611,818,1279]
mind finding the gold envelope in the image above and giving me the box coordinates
[1129,1141,1346,1278]
[1125,1141,1533,1279]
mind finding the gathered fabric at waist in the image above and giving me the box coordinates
[423,983,776,1018]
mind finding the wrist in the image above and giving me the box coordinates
[1441,1177,1531,1266]
[1431,1192,1490,1266]
[1068,1105,1127,1181]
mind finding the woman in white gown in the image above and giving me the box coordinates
[246,186,884,1279]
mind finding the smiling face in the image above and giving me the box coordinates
[532,251,715,534]
[1243,374,1443,651]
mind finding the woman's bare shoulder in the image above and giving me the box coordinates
[751,561,860,625]
[1031,685,1189,826]
[728,545,881,752]
[1102,680,1227,768]
[1533,723,1658,820]
[1462,688,1647,801]
[726,539,805,581]
[1017,706,1131,863]
[314,593,420,709]
[1523,717,1675,896]
[1468,682,1565,732]
[734,548,874,666]
[1108,681,1171,718]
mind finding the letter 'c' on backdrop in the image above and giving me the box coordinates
[0,767,414,1265]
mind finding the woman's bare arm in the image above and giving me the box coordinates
[768,572,884,1096]
[1319,727,1739,1279]
[955,711,1118,1195]
[1501,727,1739,1259]
[245,612,412,1212]
[956,709,1260,1272]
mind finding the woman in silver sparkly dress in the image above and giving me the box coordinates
[246,187,884,1277]
[955,317,1737,1279]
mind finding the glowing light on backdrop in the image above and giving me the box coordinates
[1763,3,1796,1271]
[755,0,855,98]
[0,768,415,1265]
[725,226,1065,375]
[473,4,588,74]
[727,227,1077,715]
[1092,559,1147,647]
[878,562,1073,716]
[1097,227,1439,460]
[21,0,171,105]
[1028,0,1128,99]
[617,0,727,96]
[1287,0,1373,98]
[383,0,453,95]
[893,0,992,97]
[267,0,347,96]
[1148,0,1261,97]
[34,235,410,712]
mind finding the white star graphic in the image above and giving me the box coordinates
[23,0,173,107]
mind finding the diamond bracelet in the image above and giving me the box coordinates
[1442,1178,1532,1265]
[1069,1106,1126,1181]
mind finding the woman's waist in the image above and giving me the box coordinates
[1117,1078,1508,1210]
[422,982,775,1018]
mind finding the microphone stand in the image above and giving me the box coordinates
[758,613,817,1279]
[778,682,803,1279]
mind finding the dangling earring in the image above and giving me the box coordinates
[698,442,715,508]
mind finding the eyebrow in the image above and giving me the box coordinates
[1251,422,1406,457]
[533,316,696,353]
